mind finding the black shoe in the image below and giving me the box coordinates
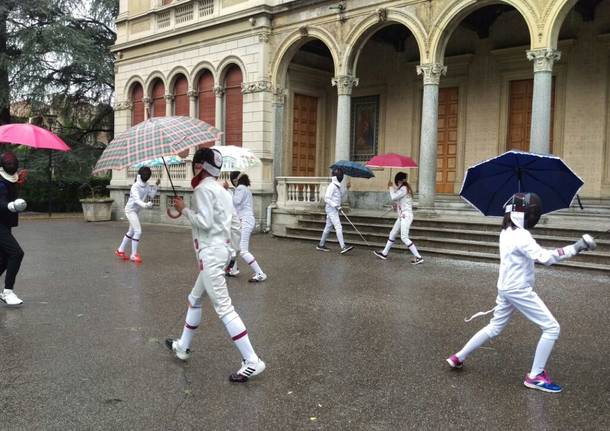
[373,250,388,260]
[411,256,424,265]
[316,245,330,252]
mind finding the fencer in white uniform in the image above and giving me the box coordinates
[447,192,596,393]
[115,166,158,263]
[374,172,423,264]
[316,167,353,254]
[166,148,265,383]
[228,171,267,282]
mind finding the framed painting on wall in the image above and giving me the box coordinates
[350,95,380,162]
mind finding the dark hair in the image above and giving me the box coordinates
[394,171,413,196]
[502,212,517,230]
[237,174,250,187]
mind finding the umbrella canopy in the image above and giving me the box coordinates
[460,150,584,217]
[366,153,417,169]
[211,145,261,172]
[132,155,183,169]
[93,116,221,173]
[330,160,375,179]
[0,123,70,152]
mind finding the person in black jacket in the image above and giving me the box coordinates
[0,152,27,306]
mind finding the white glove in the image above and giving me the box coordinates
[336,206,342,211]
[145,201,154,209]
[572,234,597,253]
[8,199,27,213]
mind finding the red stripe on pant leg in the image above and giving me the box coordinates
[232,330,248,341]
[185,323,199,330]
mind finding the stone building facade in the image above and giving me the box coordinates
[111,0,610,226]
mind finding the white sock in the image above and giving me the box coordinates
[529,337,556,378]
[242,252,263,275]
[382,239,394,255]
[131,237,140,255]
[456,328,491,361]
[178,306,202,351]
[222,311,258,362]
[3,289,13,295]
[118,235,130,252]
[408,243,421,258]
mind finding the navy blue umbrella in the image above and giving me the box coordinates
[330,160,375,179]
[460,151,583,216]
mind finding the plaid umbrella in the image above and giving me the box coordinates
[92,116,221,173]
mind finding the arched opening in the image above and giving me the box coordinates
[440,3,534,193]
[130,82,144,126]
[173,74,189,116]
[224,65,243,147]
[197,70,215,129]
[151,79,166,118]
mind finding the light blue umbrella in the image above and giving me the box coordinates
[132,155,183,168]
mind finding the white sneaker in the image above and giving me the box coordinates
[229,358,266,382]
[0,290,23,306]
[226,268,240,277]
[248,273,267,283]
[165,338,191,361]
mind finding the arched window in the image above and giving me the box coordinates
[224,65,243,147]
[131,83,144,126]
[173,75,189,117]
[151,79,166,117]
[197,70,215,129]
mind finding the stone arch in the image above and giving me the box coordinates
[542,0,579,49]
[191,61,217,90]
[166,66,191,93]
[123,75,145,100]
[270,26,340,89]
[144,71,167,98]
[216,56,248,85]
[343,9,428,75]
[428,0,539,64]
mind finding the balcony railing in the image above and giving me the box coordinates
[276,176,331,210]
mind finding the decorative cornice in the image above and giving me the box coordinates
[241,80,273,94]
[213,86,225,97]
[114,101,133,111]
[526,48,561,73]
[331,75,359,96]
[416,63,447,85]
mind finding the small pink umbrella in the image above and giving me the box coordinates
[0,123,71,152]
[366,153,417,169]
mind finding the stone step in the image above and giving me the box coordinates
[276,232,610,273]
[286,225,610,266]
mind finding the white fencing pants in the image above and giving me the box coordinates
[456,288,560,375]
[319,207,345,248]
[239,215,263,275]
[119,211,142,254]
[382,214,420,257]
[189,245,234,319]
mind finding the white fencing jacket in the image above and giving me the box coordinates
[124,176,157,214]
[497,227,576,291]
[324,177,347,210]
[389,185,413,218]
[183,176,235,254]
[233,184,254,219]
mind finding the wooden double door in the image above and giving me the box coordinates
[292,93,318,176]
[436,87,459,194]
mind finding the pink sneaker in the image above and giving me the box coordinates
[114,250,128,260]
[130,254,142,263]
[446,354,464,369]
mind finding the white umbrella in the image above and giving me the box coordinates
[211,145,261,172]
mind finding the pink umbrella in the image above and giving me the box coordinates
[366,153,417,169]
[0,123,71,152]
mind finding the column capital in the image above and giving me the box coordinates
[416,63,447,85]
[273,87,286,106]
[187,90,198,99]
[164,94,174,102]
[142,97,152,104]
[526,48,561,72]
[213,86,225,97]
[331,75,359,96]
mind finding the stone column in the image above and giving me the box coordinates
[142,97,151,120]
[272,88,286,187]
[188,90,198,119]
[164,94,174,117]
[214,85,225,144]
[331,75,359,162]
[416,63,447,209]
[526,48,561,154]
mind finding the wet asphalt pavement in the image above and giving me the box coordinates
[0,220,608,430]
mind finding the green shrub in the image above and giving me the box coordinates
[19,176,110,212]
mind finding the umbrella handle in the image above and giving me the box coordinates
[166,207,182,219]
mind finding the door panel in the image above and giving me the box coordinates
[436,87,459,193]
[292,94,318,177]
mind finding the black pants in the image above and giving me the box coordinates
[0,225,24,290]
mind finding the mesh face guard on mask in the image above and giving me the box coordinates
[192,148,223,177]
[332,167,344,183]
[505,192,543,229]
[138,166,152,182]
[0,152,19,175]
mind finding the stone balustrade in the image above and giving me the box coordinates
[275,176,331,210]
